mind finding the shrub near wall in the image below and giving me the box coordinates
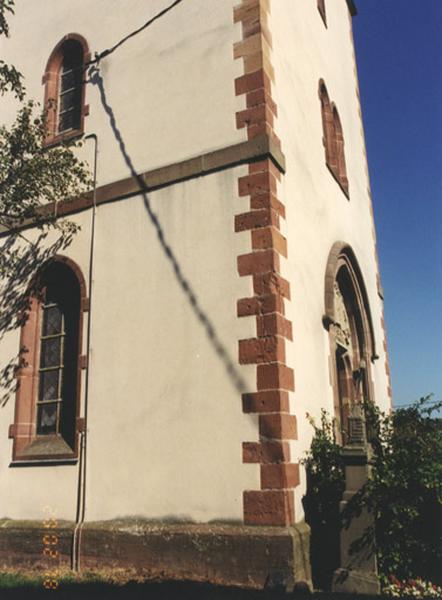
[302,396,442,591]
[364,396,442,585]
[302,411,345,591]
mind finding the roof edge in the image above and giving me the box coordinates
[346,0,357,16]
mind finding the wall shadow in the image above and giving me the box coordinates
[88,65,247,395]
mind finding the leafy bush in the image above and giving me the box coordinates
[302,410,345,590]
[302,396,442,588]
[364,396,442,583]
[382,575,442,598]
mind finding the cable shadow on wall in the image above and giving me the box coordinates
[88,66,247,395]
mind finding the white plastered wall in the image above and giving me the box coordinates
[0,0,247,185]
[0,1,262,522]
[0,167,261,521]
[269,0,391,519]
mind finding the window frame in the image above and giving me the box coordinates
[319,80,349,198]
[323,243,377,444]
[42,34,90,146]
[9,256,88,465]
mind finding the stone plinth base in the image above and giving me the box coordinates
[333,567,380,595]
[0,519,311,591]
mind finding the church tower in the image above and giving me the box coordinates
[0,0,391,588]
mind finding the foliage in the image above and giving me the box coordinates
[303,396,442,589]
[302,410,345,524]
[0,0,91,280]
[1,0,25,99]
[301,410,345,590]
[364,396,442,583]
[0,100,89,233]
[0,566,174,588]
[382,575,442,599]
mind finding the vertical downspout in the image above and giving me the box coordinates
[72,133,98,571]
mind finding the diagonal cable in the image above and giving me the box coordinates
[87,0,185,65]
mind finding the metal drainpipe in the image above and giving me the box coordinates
[72,133,98,572]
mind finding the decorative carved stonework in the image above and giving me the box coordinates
[333,282,351,349]
[348,409,366,446]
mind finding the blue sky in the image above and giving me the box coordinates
[352,1,442,407]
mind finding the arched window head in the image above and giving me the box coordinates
[43,34,90,144]
[319,80,349,197]
[323,243,376,444]
[9,257,87,463]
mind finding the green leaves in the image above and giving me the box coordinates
[0,0,90,239]
[0,100,91,230]
[0,61,24,100]
[366,396,442,582]
[303,397,442,586]
[0,0,15,37]
[0,1,25,100]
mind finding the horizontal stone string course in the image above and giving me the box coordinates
[234,0,298,527]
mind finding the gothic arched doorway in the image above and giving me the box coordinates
[324,243,376,444]
[305,242,377,590]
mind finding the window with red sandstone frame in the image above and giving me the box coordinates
[319,80,349,197]
[9,259,86,463]
[42,34,90,145]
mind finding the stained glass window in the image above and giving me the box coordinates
[37,303,65,435]
[34,262,81,446]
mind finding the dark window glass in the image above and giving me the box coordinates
[36,263,80,446]
[59,110,79,134]
[37,402,58,435]
[41,336,63,368]
[43,305,62,336]
[58,41,83,134]
[39,370,60,401]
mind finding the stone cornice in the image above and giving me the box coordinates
[0,133,285,236]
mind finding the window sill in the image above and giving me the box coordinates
[326,162,349,199]
[10,457,78,467]
[44,128,84,149]
[11,435,78,465]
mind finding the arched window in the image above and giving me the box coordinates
[43,34,90,144]
[332,107,348,193]
[317,0,327,26]
[319,82,336,170]
[323,243,376,444]
[9,258,87,463]
[319,80,349,197]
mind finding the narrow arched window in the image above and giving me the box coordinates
[36,263,80,445]
[9,258,87,463]
[333,107,348,194]
[58,40,84,134]
[319,82,337,172]
[43,34,90,144]
[319,80,349,197]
